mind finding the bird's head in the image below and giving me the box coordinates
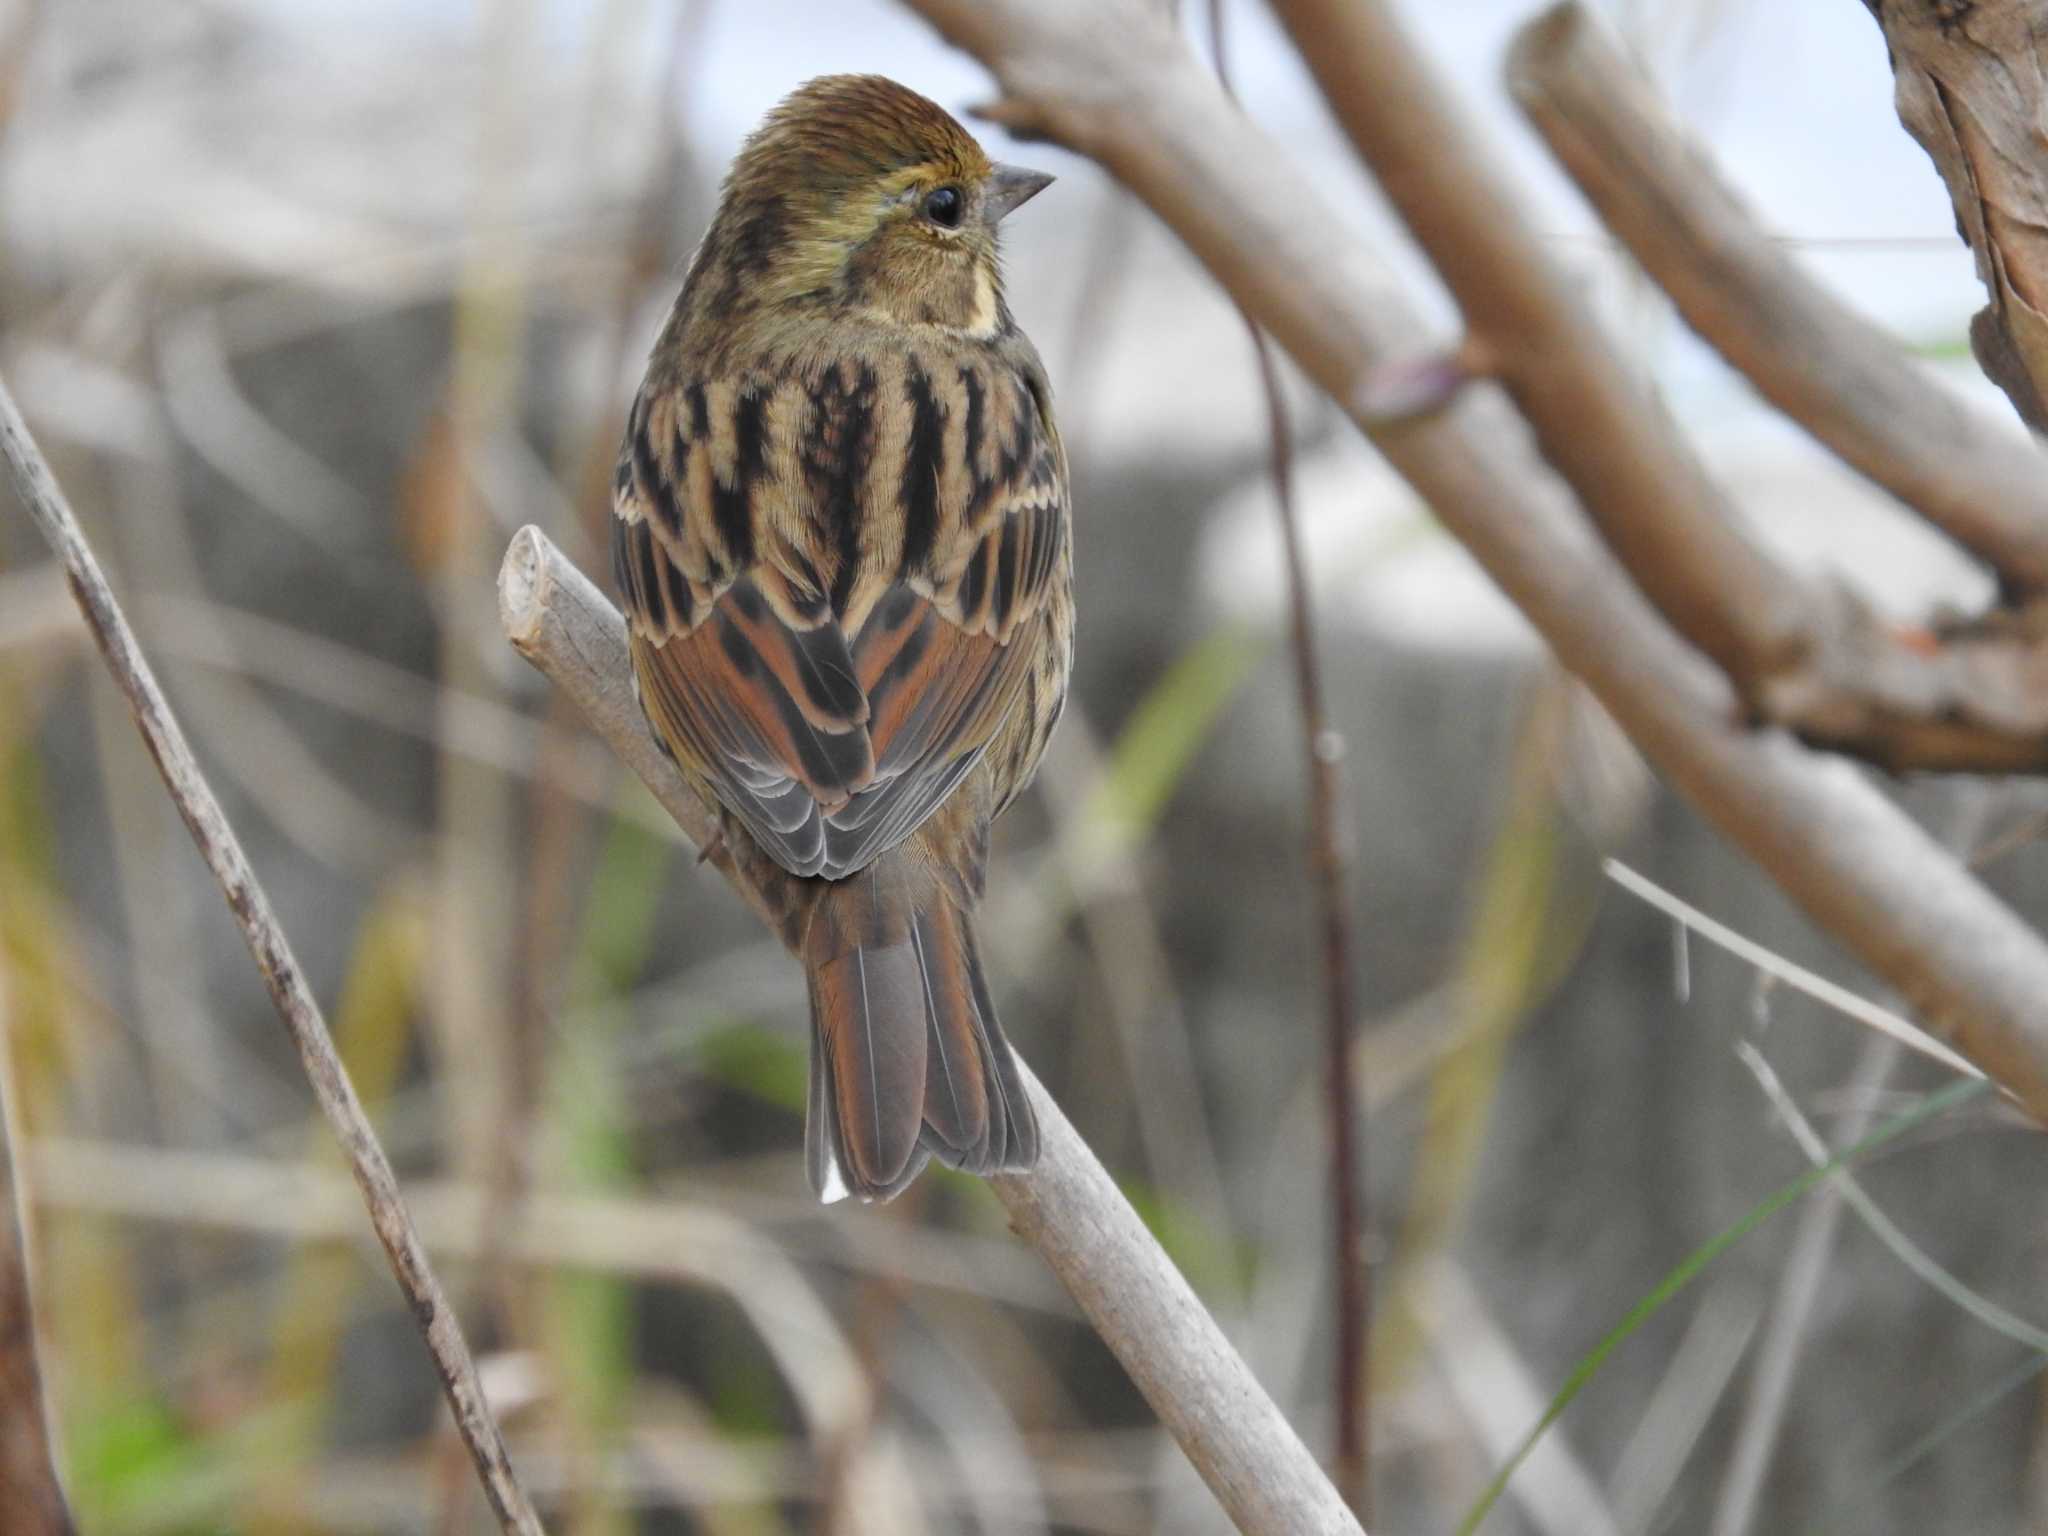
[682,75,1053,350]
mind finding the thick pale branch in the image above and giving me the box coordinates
[1505,2,2048,774]
[0,374,547,1536]
[497,526,1368,1536]
[1292,0,2048,775]
[892,0,2048,1117]
[1263,0,1815,696]
[1510,1,2048,597]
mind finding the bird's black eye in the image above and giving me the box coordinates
[923,186,963,228]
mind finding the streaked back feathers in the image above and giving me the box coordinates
[614,75,1068,1202]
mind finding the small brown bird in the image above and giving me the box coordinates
[611,76,1072,1202]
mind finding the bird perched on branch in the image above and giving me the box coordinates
[611,76,1071,1202]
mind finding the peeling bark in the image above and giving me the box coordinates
[1871,0,2048,430]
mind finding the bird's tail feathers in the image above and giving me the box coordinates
[803,851,1037,1203]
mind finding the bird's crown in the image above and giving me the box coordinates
[659,75,1046,369]
[729,75,993,202]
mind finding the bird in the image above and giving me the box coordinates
[610,75,1072,1203]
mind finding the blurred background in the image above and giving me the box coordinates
[3,0,2048,1532]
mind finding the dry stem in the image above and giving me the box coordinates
[1207,0,1369,1507]
[0,371,547,1536]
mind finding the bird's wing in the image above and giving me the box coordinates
[613,352,1067,881]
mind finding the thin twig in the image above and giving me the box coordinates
[498,526,1368,1536]
[1737,1041,2048,1356]
[0,371,548,1536]
[1709,1032,1898,1536]
[1709,789,1997,1536]
[1206,0,1368,1509]
[0,963,73,1536]
[1602,860,1981,1080]
[1260,259,1376,1518]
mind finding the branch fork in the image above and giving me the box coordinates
[889,0,2048,1126]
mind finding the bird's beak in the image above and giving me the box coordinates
[984,163,1054,225]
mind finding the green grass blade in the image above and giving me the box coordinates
[1454,1073,1990,1536]
[1739,1042,2048,1355]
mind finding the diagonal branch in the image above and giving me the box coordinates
[0,373,548,1536]
[1509,1,2048,598]
[1277,0,2048,779]
[1262,0,1816,699]
[889,0,2048,1118]
[497,526,1368,1536]
[1504,3,2048,776]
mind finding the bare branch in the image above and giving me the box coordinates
[1207,0,1369,1507]
[497,525,1369,1536]
[1748,595,2048,774]
[0,372,547,1536]
[0,968,72,1536]
[1863,0,2048,434]
[888,0,2048,1116]
[1262,0,1815,697]
[1251,315,1371,1516]
[1508,1,2048,598]
[1266,0,2048,777]
[1604,860,1981,1080]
